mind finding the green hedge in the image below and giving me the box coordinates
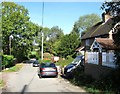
[56,56,74,67]
[2,55,15,68]
[28,51,40,60]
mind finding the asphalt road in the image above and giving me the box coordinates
[2,63,87,93]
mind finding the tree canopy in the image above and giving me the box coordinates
[2,2,41,61]
[58,31,80,58]
[72,13,101,37]
[101,0,120,17]
[42,26,64,55]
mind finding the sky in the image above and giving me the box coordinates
[16,2,104,34]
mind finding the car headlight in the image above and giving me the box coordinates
[67,66,76,73]
[67,68,72,72]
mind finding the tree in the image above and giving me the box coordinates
[58,32,80,58]
[47,26,64,43]
[43,26,64,54]
[2,2,41,62]
[101,0,120,17]
[72,13,101,37]
[102,1,120,66]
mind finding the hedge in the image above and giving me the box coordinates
[2,55,15,68]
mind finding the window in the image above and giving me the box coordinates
[86,39,90,46]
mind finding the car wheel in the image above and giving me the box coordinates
[38,74,41,78]
[55,75,58,78]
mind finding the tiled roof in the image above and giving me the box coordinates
[81,16,119,39]
[95,38,120,50]
[81,22,103,39]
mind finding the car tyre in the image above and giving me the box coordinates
[38,74,42,78]
[55,75,58,78]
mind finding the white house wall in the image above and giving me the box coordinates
[86,52,99,65]
[102,52,116,68]
[86,52,116,68]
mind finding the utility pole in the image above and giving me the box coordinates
[41,2,44,60]
[9,35,13,55]
[9,37,11,55]
[41,32,44,60]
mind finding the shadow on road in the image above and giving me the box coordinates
[21,85,28,94]
[60,74,69,80]
[39,76,58,79]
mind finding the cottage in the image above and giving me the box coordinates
[78,13,120,79]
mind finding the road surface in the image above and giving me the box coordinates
[2,63,87,93]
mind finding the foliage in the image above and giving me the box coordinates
[2,55,15,68]
[39,53,53,63]
[29,54,36,59]
[49,26,64,42]
[101,1,120,66]
[72,13,101,37]
[42,26,64,55]
[43,52,53,59]
[56,56,74,67]
[0,79,5,88]
[41,59,52,63]
[2,2,41,62]
[68,67,120,93]
[92,68,120,93]
[58,32,80,58]
[28,51,40,60]
[113,25,120,66]
[51,40,61,56]
[2,63,23,72]
[101,1,120,17]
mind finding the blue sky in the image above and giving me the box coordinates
[17,2,104,34]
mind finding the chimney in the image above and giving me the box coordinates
[102,12,112,22]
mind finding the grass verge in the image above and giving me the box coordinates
[0,79,5,88]
[56,57,74,67]
[2,63,23,72]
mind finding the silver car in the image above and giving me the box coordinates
[38,62,58,78]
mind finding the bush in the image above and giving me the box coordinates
[93,68,120,93]
[56,56,74,67]
[71,71,94,86]
[2,55,15,68]
[29,51,40,60]
[29,54,36,59]
[2,63,23,72]
[41,59,51,63]
[0,79,5,88]
[70,67,120,93]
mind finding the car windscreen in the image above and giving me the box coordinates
[33,60,39,64]
[72,58,81,64]
[40,63,56,68]
[71,56,83,64]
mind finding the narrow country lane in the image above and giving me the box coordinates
[2,63,88,93]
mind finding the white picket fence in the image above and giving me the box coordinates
[86,52,99,65]
[86,52,116,68]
